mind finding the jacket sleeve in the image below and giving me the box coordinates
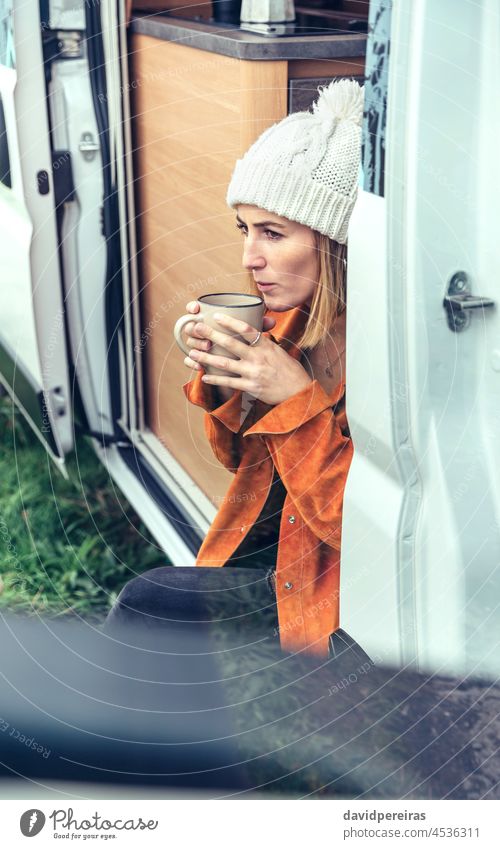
[182,371,248,473]
[241,378,352,549]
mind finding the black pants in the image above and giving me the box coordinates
[104,565,279,650]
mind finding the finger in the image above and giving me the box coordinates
[183,356,202,371]
[262,316,276,331]
[185,320,210,341]
[186,336,212,352]
[211,312,261,342]
[201,373,249,390]
[190,348,249,376]
[186,301,200,313]
[195,321,254,357]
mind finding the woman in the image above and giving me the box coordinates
[106,79,363,658]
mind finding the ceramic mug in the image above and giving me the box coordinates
[174,292,265,376]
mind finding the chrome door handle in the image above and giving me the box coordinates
[443,272,495,332]
[444,294,495,311]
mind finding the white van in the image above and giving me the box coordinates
[1,0,499,679]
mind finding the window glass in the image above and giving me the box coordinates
[0,0,15,69]
[0,94,10,187]
[362,0,392,197]
[0,0,14,187]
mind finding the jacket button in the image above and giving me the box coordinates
[284,581,293,590]
[288,515,296,524]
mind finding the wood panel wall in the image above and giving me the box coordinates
[130,35,287,502]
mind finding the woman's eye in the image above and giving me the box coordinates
[236,224,281,239]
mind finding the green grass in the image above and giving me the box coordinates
[0,394,167,621]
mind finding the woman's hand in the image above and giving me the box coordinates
[181,301,230,403]
[187,312,313,407]
[182,302,280,404]
[182,301,215,371]
[182,301,276,368]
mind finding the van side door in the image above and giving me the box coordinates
[343,0,500,678]
[0,0,73,469]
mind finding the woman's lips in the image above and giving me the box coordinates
[256,282,276,290]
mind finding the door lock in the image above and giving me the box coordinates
[443,272,495,332]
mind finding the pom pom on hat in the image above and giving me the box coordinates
[312,78,365,127]
[226,78,364,244]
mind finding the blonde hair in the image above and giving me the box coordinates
[298,233,347,351]
[247,232,347,351]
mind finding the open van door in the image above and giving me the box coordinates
[343,0,500,678]
[0,0,73,471]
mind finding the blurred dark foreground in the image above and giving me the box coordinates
[0,613,498,799]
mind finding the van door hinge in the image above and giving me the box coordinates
[443,272,495,333]
[54,30,83,59]
[49,386,67,419]
[42,30,83,63]
[79,132,100,162]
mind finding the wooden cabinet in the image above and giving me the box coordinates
[129,34,364,501]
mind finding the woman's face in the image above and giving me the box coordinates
[236,205,318,312]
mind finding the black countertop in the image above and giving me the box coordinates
[130,13,367,61]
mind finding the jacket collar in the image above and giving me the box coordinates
[266,306,310,360]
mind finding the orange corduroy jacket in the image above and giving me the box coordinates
[182,306,353,657]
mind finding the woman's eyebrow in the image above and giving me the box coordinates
[235,215,287,229]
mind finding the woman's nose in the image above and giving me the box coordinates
[242,237,266,271]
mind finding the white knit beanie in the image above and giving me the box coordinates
[226,78,364,244]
